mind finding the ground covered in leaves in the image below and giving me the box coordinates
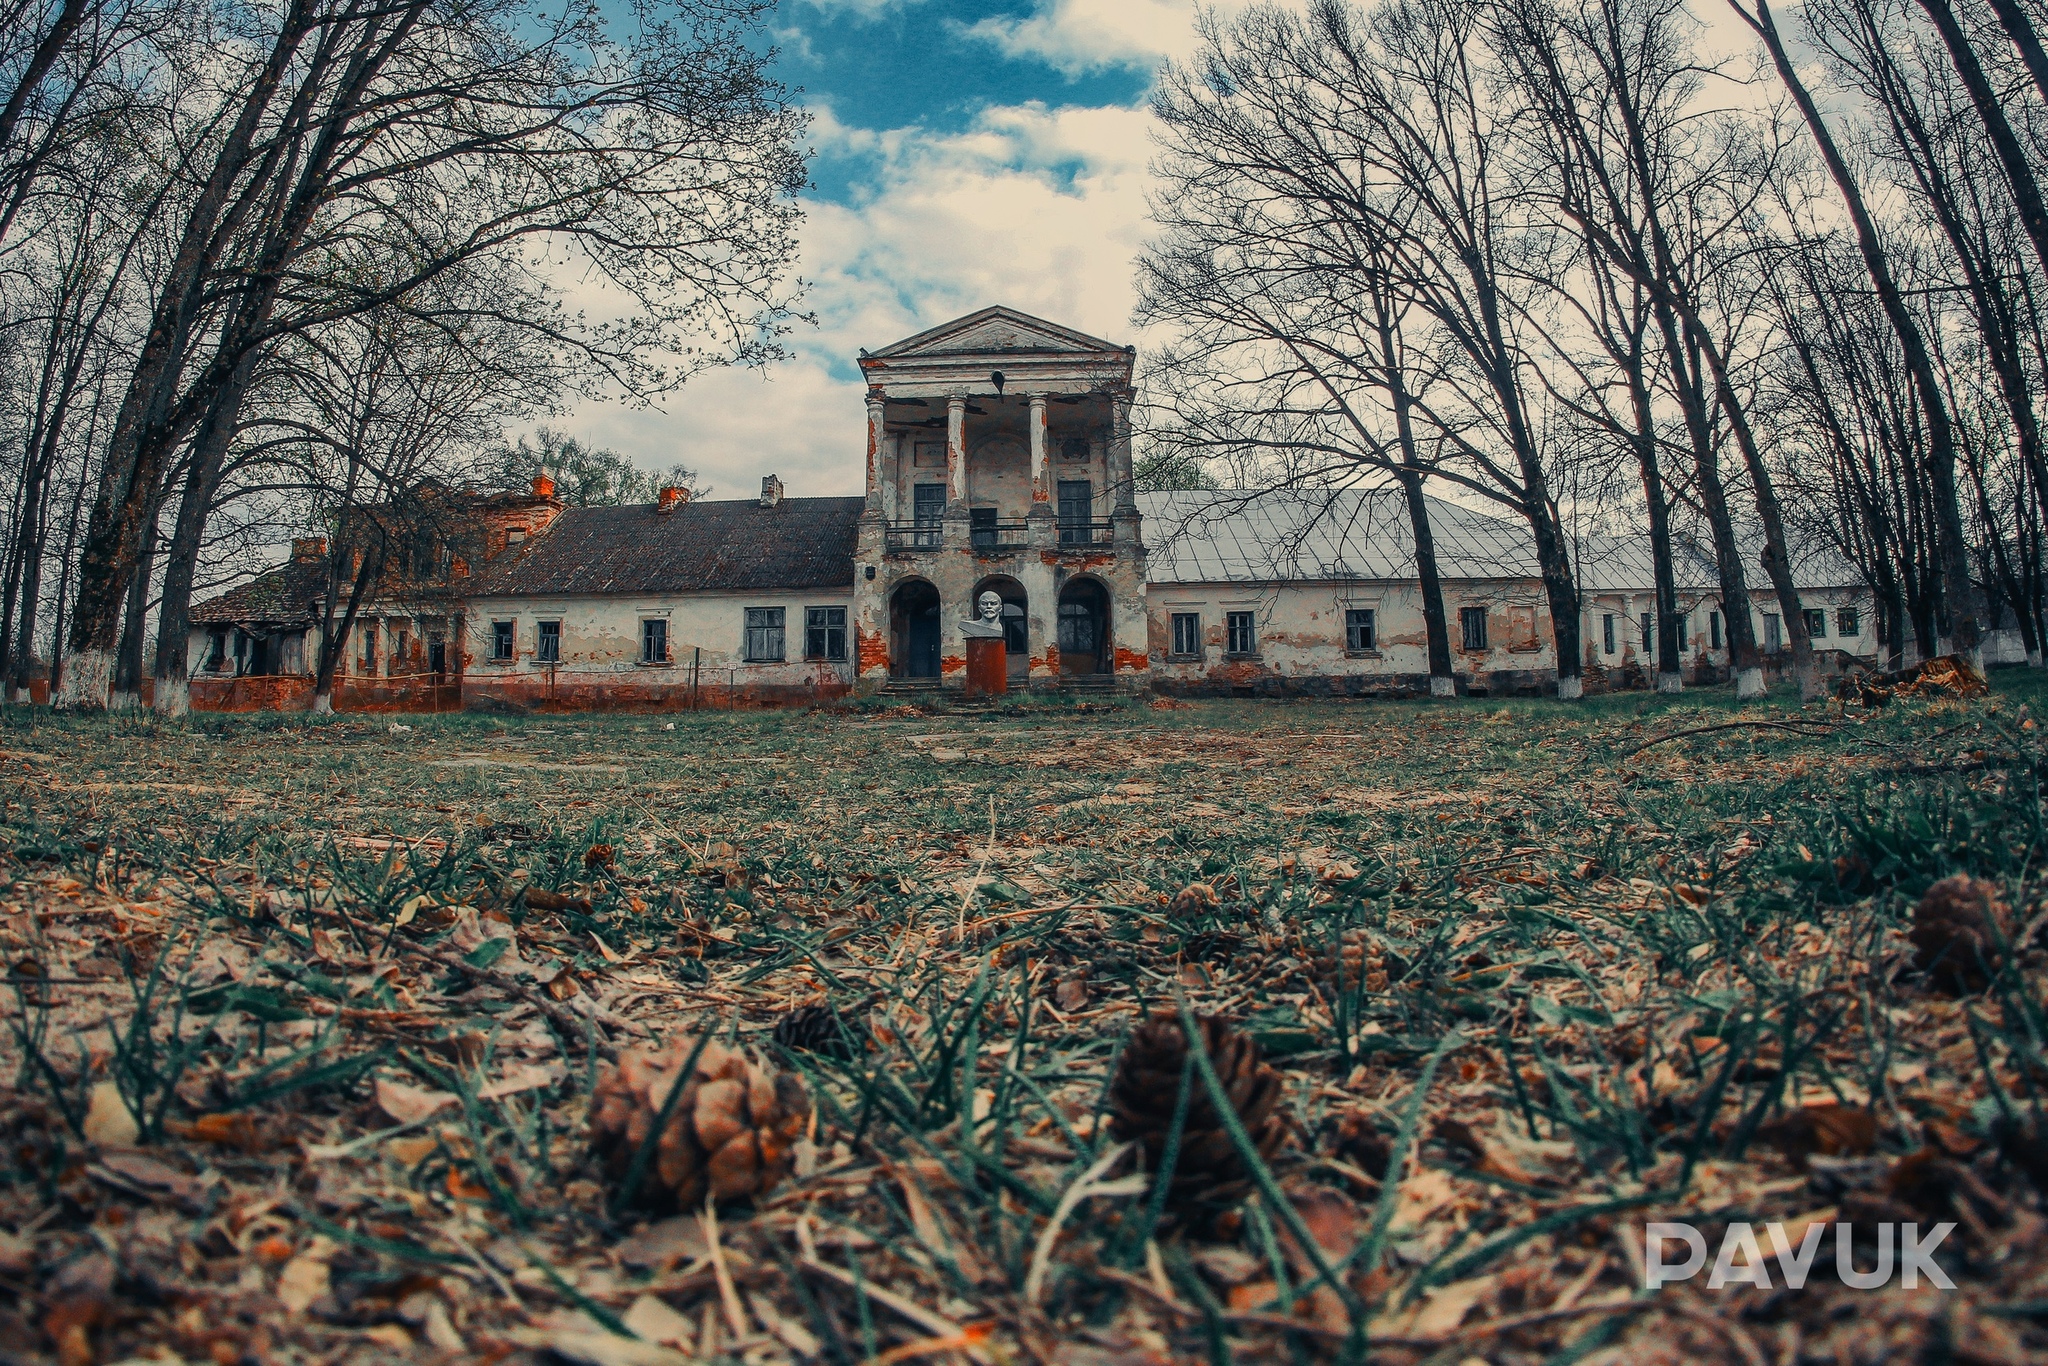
[2,676,2047,1366]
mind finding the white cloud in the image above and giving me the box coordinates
[550,97,1162,499]
[959,0,1208,77]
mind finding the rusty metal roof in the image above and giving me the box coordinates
[1138,489,1860,591]
[465,496,864,598]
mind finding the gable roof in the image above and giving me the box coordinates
[1138,489,1862,592]
[191,556,330,627]
[464,496,863,598]
[866,306,1129,360]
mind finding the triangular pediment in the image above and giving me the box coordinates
[868,306,1127,360]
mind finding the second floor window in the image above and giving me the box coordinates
[1345,607,1376,651]
[1838,606,1860,636]
[1058,480,1093,543]
[1461,606,1488,651]
[1226,610,1257,655]
[641,618,668,664]
[745,607,786,662]
[1170,612,1201,657]
[1804,608,1827,639]
[805,607,846,661]
[491,621,514,661]
[537,620,560,664]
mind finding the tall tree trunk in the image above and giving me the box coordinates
[1375,306,1455,695]
[312,541,380,713]
[1983,0,2048,108]
[1734,0,1982,663]
[153,355,259,716]
[111,507,159,709]
[1916,0,2048,286]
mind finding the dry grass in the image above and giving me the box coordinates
[1,674,2046,1365]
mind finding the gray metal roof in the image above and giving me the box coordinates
[1137,489,1861,592]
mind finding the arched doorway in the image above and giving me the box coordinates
[890,579,941,679]
[972,576,1029,681]
[1057,578,1110,676]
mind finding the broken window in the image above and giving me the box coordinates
[1710,612,1723,650]
[1602,614,1616,654]
[1460,607,1488,651]
[537,620,560,664]
[491,620,514,661]
[1804,608,1827,639]
[204,629,228,672]
[1170,612,1202,658]
[1762,613,1783,653]
[1058,480,1094,544]
[744,607,785,662]
[641,618,669,664]
[1837,606,1859,636]
[970,507,996,548]
[912,483,945,548]
[1226,610,1257,655]
[806,607,846,661]
[390,628,409,675]
[1345,608,1376,651]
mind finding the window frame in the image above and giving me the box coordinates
[1460,606,1489,652]
[1803,608,1827,640]
[1837,606,1860,637]
[1762,613,1783,653]
[1344,607,1377,653]
[490,619,515,662]
[1601,613,1616,655]
[640,618,669,666]
[743,606,787,664]
[536,620,561,665]
[1710,612,1723,650]
[1225,610,1258,657]
[1169,611,1202,659]
[1640,611,1653,654]
[804,606,847,662]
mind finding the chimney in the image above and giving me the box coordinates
[657,486,688,515]
[292,536,327,563]
[531,473,556,500]
[759,474,784,508]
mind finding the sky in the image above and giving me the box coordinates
[558,0,1765,502]
[557,0,1205,500]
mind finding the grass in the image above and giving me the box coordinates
[0,672,2044,1364]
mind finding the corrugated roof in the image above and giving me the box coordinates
[1137,489,1860,591]
[465,496,863,598]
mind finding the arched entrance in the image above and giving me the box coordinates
[1057,578,1110,676]
[972,575,1030,681]
[890,579,941,679]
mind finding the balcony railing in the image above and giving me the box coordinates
[971,521,1030,550]
[1056,520,1115,546]
[885,520,945,551]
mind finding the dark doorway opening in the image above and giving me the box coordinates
[891,579,942,679]
[1057,578,1110,675]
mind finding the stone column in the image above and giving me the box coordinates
[946,397,968,508]
[880,433,901,522]
[864,389,887,516]
[1027,394,1051,514]
[1110,391,1136,513]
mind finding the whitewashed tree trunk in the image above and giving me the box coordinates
[155,676,189,717]
[1557,674,1583,700]
[1655,671,1684,694]
[1735,666,1766,699]
[312,690,334,714]
[1429,674,1456,698]
[57,648,114,709]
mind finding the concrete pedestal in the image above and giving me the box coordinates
[964,637,1007,698]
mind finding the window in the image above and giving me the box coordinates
[1673,614,1688,648]
[1837,606,1860,637]
[970,506,996,548]
[1602,614,1616,654]
[1460,606,1489,651]
[537,620,560,665]
[805,606,846,661]
[1170,612,1202,658]
[1226,610,1258,655]
[358,622,377,675]
[912,483,945,548]
[1058,480,1094,544]
[1640,612,1653,653]
[389,627,409,676]
[1345,607,1376,651]
[744,607,786,662]
[1710,612,1723,650]
[490,620,514,661]
[641,618,669,664]
[206,629,229,673]
[1803,608,1827,639]
[1762,613,1783,653]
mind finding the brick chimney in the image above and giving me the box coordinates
[657,486,688,515]
[291,537,328,562]
[532,473,556,500]
[759,474,784,508]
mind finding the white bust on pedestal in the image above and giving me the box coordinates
[960,589,1006,639]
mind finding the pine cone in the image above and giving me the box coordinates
[1109,1011,1285,1212]
[590,1036,810,1211]
[1909,876,2009,993]
[773,1004,862,1059]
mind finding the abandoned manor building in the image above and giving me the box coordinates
[188,307,1885,710]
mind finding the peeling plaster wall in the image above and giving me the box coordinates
[1578,587,1880,688]
[460,590,855,709]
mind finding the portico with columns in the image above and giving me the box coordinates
[851,306,1149,691]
